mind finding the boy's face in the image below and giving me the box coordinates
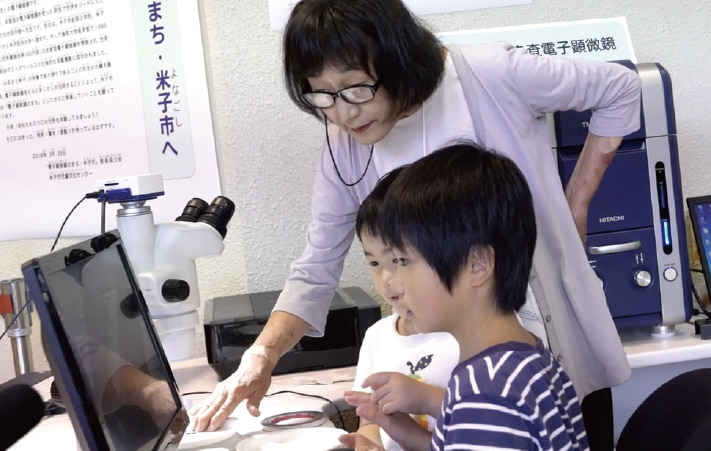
[360,233,408,317]
[390,245,458,334]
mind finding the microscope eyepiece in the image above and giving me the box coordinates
[175,197,209,223]
[197,196,235,239]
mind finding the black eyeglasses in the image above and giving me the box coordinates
[302,80,381,109]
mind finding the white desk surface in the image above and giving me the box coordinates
[11,324,711,449]
[9,362,357,450]
[171,357,356,415]
[618,321,711,368]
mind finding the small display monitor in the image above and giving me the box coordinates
[686,196,711,301]
[21,231,187,450]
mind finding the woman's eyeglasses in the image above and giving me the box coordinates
[302,80,381,109]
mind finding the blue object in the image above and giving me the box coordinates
[97,188,165,204]
[554,61,692,330]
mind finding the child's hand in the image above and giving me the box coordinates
[343,389,372,408]
[361,372,426,415]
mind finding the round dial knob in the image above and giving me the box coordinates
[633,270,652,287]
[663,267,678,282]
[161,279,190,302]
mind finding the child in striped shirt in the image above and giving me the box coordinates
[339,142,588,451]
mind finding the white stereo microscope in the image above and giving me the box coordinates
[96,174,234,361]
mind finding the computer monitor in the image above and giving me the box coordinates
[686,195,711,301]
[21,231,188,450]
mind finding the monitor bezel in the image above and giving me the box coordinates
[21,231,187,450]
[686,195,711,305]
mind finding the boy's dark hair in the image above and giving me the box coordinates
[379,142,537,313]
[283,0,444,120]
[356,166,406,241]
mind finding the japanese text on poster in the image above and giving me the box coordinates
[437,17,636,62]
[0,0,220,240]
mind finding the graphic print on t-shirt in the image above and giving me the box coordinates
[406,354,433,429]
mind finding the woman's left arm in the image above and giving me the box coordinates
[498,48,642,242]
[563,134,621,243]
[496,46,642,132]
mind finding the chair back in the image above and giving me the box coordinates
[616,368,711,451]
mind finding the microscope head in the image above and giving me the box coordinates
[143,196,235,361]
[93,173,236,361]
[146,196,236,315]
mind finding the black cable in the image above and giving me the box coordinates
[50,196,87,252]
[688,267,711,319]
[9,190,106,342]
[44,400,66,416]
[180,391,212,397]
[50,191,103,252]
[100,197,107,234]
[691,282,711,319]
[0,299,30,341]
[324,116,373,187]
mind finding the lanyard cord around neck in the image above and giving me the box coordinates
[322,100,427,187]
[324,116,374,187]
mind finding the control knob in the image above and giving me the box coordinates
[161,279,190,302]
[663,267,678,282]
[633,270,652,288]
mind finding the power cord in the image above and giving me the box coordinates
[50,191,103,252]
[1,191,104,342]
[691,283,711,319]
[690,268,711,319]
[100,196,108,234]
[180,391,212,397]
[688,267,711,338]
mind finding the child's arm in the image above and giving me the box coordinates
[354,417,384,451]
[338,432,384,451]
[361,372,445,417]
[345,382,436,451]
[353,404,432,451]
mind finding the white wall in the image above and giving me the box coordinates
[1,0,709,383]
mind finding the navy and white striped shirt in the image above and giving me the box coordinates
[431,337,588,450]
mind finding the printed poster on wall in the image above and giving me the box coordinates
[0,0,221,241]
[267,0,532,31]
[437,17,636,62]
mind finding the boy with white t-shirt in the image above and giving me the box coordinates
[347,166,460,451]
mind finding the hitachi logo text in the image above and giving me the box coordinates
[599,215,624,223]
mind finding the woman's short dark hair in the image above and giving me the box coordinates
[283,0,445,120]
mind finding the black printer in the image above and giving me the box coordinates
[203,286,381,376]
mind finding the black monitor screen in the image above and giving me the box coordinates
[22,231,187,450]
[687,196,711,303]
